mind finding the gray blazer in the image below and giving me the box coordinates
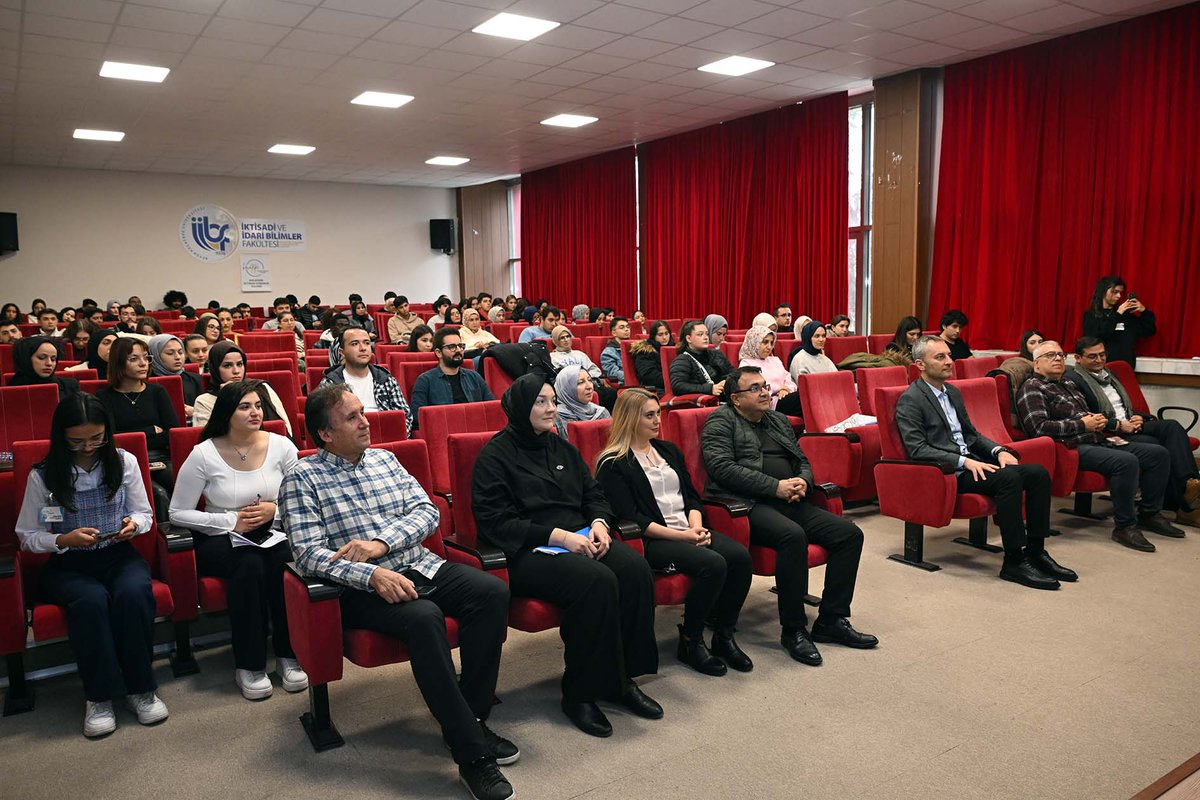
[894,379,1006,470]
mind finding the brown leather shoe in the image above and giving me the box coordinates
[1184,478,1200,510]
[1139,513,1185,538]
[1113,526,1156,552]
[1176,507,1200,529]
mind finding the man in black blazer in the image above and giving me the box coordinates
[895,336,1076,589]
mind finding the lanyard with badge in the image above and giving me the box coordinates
[39,491,64,524]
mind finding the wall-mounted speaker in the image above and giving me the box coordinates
[429,218,455,254]
[0,212,17,254]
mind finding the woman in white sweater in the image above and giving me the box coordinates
[789,320,837,381]
[169,380,307,701]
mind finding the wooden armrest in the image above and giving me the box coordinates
[285,562,344,601]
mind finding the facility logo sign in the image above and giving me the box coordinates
[181,204,240,262]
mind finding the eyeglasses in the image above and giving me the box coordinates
[126,355,149,364]
[731,382,771,395]
[65,435,106,451]
[1036,352,1066,361]
[441,343,466,351]
[1079,352,1107,361]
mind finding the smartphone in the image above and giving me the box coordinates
[401,568,438,598]
[96,529,122,540]
[1128,293,1138,300]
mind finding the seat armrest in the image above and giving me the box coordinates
[799,430,861,444]
[1157,405,1198,432]
[702,495,750,516]
[878,457,956,475]
[443,537,507,571]
[158,522,194,552]
[813,482,841,499]
[615,519,642,541]
[285,562,343,601]
[0,552,15,579]
[0,551,26,655]
[436,490,453,506]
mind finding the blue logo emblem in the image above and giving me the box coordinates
[180,204,239,262]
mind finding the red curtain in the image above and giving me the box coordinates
[520,146,638,314]
[930,4,1200,357]
[640,92,848,327]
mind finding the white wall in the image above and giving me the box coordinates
[0,165,459,311]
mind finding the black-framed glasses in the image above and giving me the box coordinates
[441,343,466,351]
[1036,352,1066,361]
[731,382,771,395]
[1079,352,1107,361]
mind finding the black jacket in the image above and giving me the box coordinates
[1081,307,1155,368]
[595,440,703,534]
[700,405,814,507]
[631,341,664,392]
[471,427,613,561]
[669,348,734,395]
[894,379,1006,470]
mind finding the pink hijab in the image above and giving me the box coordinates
[738,325,775,362]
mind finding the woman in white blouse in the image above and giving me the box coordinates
[169,380,307,701]
[15,393,167,738]
[458,306,500,354]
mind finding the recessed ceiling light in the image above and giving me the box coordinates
[351,91,414,108]
[99,61,170,83]
[73,128,124,142]
[697,55,775,77]
[472,12,559,41]
[541,114,598,128]
[268,144,315,155]
[426,156,470,166]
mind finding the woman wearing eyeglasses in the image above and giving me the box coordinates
[96,338,179,462]
[15,394,168,738]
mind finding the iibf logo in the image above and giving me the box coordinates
[180,204,239,262]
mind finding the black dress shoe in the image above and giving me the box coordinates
[998,556,1060,590]
[1029,550,1077,582]
[604,682,663,720]
[676,625,726,676]
[711,632,754,672]
[781,628,822,665]
[811,617,880,649]
[1139,513,1185,538]
[561,699,612,738]
[1113,525,1156,552]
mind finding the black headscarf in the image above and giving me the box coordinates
[10,336,78,395]
[800,320,825,356]
[501,373,554,450]
[205,340,245,393]
[85,328,119,380]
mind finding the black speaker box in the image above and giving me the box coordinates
[429,219,455,252]
[0,212,17,254]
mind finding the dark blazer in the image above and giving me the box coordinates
[894,379,1005,470]
[1062,370,1150,431]
[595,440,703,534]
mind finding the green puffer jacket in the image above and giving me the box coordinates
[700,404,814,508]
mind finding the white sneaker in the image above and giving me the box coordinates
[276,657,309,693]
[84,700,117,738]
[126,692,169,725]
[235,669,273,700]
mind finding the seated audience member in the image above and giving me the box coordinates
[518,305,561,343]
[183,334,210,368]
[63,319,95,361]
[216,309,234,337]
[897,336,1074,589]
[774,304,793,332]
[704,314,729,348]
[170,380,307,701]
[295,296,323,330]
[128,296,143,308]
[136,317,162,338]
[1018,329,1044,361]
[282,385,518,799]
[194,314,223,347]
[553,365,611,439]
[36,307,61,338]
[0,319,23,343]
[446,304,464,326]
[407,324,435,353]
[178,306,197,321]
[939,310,972,360]
[348,300,377,341]
[262,298,304,332]
[487,306,506,324]
[600,317,631,384]
[751,312,777,332]
[386,295,425,345]
[631,320,673,393]
[315,308,351,349]
[234,303,252,322]
[595,389,753,675]
[476,292,493,316]
[571,304,590,323]
[428,297,452,327]
[503,295,519,319]
[382,291,398,314]
[276,310,306,370]
[0,302,20,323]
[96,338,179,462]
[459,308,500,354]
[320,326,413,438]
[85,306,108,327]
[9,336,79,397]
[409,328,495,431]
[472,375,661,737]
[702,367,877,665]
[827,315,851,337]
[163,290,188,310]
[105,300,121,322]
[884,315,923,361]
[738,326,801,415]
[789,320,837,380]
[114,304,139,335]
[1065,337,1200,527]
[669,319,733,398]
[587,307,605,324]
[1016,341,1178,551]
[632,310,646,324]
[550,326,603,379]
[192,342,291,436]
[26,298,46,323]
[1082,275,1154,369]
[66,328,118,379]
[60,307,77,325]
[15,393,167,738]
[148,334,203,421]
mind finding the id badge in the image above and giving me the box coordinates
[39,506,64,524]
[1115,322,1126,331]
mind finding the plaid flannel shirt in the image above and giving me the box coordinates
[281,448,442,592]
[1015,374,1101,447]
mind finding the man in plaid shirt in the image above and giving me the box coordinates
[1016,340,1179,552]
[281,384,516,800]
[319,326,414,438]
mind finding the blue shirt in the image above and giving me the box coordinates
[408,366,495,430]
[518,326,552,344]
[600,343,624,383]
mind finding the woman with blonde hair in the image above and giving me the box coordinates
[595,389,753,676]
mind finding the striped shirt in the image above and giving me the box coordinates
[281,447,442,592]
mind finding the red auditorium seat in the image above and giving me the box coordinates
[237,332,297,353]
[866,334,893,354]
[302,330,322,348]
[822,335,868,366]
[620,339,641,388]
[397,359,474,398]
[417,401,508,499]
[794,371,880,502]
[148,375,185,428]
[244,356,298,374]
[954,356,1002,380]
[482,358,514,399]
[659,347,717,408]
[307,350,329,369]
[247,370,303,446]
[0,384,59,453]
[856,365,909,417]
[1,433,199,715]
[0,344,15,378]
[873,386,998,572]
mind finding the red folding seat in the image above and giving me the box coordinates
[659,348,718,409]
[856,366,909,417]
[374,343,408,364]
[160,320,193,335]
[720,341,740,364]
[247,370,303,446]
[482,358,514,399]
[866,334,893,354]
[954,356,1002,380]
[822,335,868,367]
[0,384,59,453]
[0,344,15,377]
[147,375,185,427]
[237,332,296,353]
[372,312,391,338]
[794,371,880,502]
[488,322,520,344]
[580,337,614,379]
[16,324,40,337]
[244,357,297,374]
[1107,360,1199,449]
[302,330,322,348]
[948,378,1056,475]
[397,360,475,398]
[365,410,408,443]
[282,439,467,751]
[305,366,326,394]
[307,350,329,368]
[873,386,997,571]
[417,401,508,500]
[1,433,199,714]
[619,339,641,388]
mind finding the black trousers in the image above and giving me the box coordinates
[193,535,294,671]
[1130,418,1198,510]
[41,542,158,702]
[775,392,803,418]
[746,500,863,630]
[956,463,1051,559]
[1077,441,1169,528]
[339,562,509,766]
[643,531,752,637]
[509,537,657,704]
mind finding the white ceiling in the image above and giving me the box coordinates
[0,0,1188,188]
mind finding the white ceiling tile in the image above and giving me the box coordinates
[1004,4,1103,32]
[738,7,831,37]
[217,0,313,26]
[849,0,943,28]
[533,23,623,49]
[321,0,419,17]
[349,39,429,63]
[791,0,880,16]
[34,0,123,25]
[200,17,292,46]
[679,0,778,26]
[301,8,390,37]
[612,0,704,12]
[845,31,924,57]
[188,37,274,62]
[437,31,523,57]
[413,48,491,71]
[788,47,864,70]
[888,40,968,65]
[474,58,547,79]
[401,0,488,28]
[276,28,363,55]
[591,35,677,59]
[957,0,1059,23]
[525,66,597,87]
[895,12,986,39]
[20,32,105,59]
[22,13,112,43]
[790,20,874,47]
[373,19,459,47]
[688,28,777,54]
[506,0,607,22]
[118,4,211,35]
[647,45,725,68]
[572,4,667,34]
[914,0,979,8]
[108,26,195,54]
[749,39,822,63]
[609,60,684,81]
[938,23,1024,49]
[638,17,724,45]
[504,42,584,66]
[263,47,342,70]
[558,52,637,74]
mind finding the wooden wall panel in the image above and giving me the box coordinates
[457,181,511,297]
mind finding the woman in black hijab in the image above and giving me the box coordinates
[471,374,661,739]
[9,336,79,396]
[84,329,119,381]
